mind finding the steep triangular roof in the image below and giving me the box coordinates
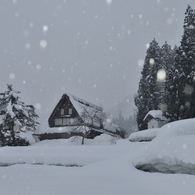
[48,94,103,124]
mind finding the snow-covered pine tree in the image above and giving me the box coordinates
[164,65,180,121]
[160,41,176,118]
[135,39,164,130]
[161,41,175,70]
[0,84,39,146]
[174,5,195,120]
[150,40,167,110]
[134,93,147,130]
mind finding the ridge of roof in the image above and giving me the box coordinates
[66,93,102,111]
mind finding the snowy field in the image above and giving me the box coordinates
[1,120,195,195]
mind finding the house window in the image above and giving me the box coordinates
[70,118,75,124]
[64,108,69,115]
[61,109,64,115]
[63,118,69,125]
[69,108,72,115]
[55,118,63,125]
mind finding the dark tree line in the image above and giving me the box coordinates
[135,5,195,130]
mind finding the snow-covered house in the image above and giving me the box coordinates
[35,94,122,140]
[143,110,168,129]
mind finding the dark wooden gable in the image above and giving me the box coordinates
[48,94,82,127]
[143,114,154,123]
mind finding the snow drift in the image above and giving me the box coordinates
[133,119,195,175]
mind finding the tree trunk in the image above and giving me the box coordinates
[82,135,85,145]
[11,127,15,146]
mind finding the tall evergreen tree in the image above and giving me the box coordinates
[135,39,164,130]
[161,41,175,70]
[173,5,195,120]
[0,85,39,146]
[135,5,195,126]
[160,41,175,115]
[164,65,180,121]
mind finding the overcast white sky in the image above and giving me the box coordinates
[0,0,194,122]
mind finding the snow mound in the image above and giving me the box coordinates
[129,118,195,142]
[129,128,158,142]
[19,132,35,144]
[155,118,195,140]
[33,134,117,147]
[133,119,195,175]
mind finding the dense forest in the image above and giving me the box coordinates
[135,5,195,130]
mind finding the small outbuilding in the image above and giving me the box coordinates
[143,110,168,129]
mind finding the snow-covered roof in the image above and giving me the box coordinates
[143,110,168,122]
[67,93,102,115]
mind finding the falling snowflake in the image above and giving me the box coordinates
[185,102,190,107]
[138,59,144,67]
[107,118,111,123]
[36,64,41,70]
[157,69,166,82]
[149,58,155,66]
[9,73,16,80]
[25,43,31,50]
[43,25,49,32]
[40,40,47,48]
[184,85,193,95]
[159,103,167,112]
[183,144,187,149]
[146,21,150,25]
[29,23,34,27]
[167,18,173,25]
[23,30,29,36]
[146,43,150,48]
[106,0,112,4]
[34,103,42,110]
[15,13,19,17]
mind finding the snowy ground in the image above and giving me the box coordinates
[1,120,195,195]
